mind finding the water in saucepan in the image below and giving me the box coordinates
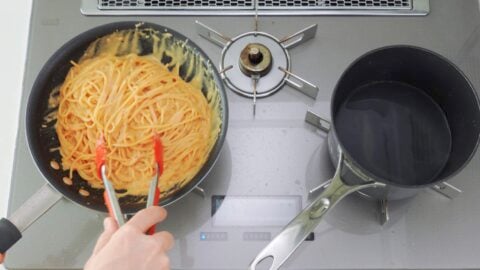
[334,81,452,186]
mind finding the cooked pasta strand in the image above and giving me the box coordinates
[56,53,219,195]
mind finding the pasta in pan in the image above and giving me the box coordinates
[56,51,220,196]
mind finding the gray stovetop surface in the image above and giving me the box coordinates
[6,0,480,269]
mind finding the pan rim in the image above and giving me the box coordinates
[329,44,480,189]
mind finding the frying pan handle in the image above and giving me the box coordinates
[248,151,385,270]
[0,183,62,256]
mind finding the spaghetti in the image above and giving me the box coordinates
[56,52,220,196]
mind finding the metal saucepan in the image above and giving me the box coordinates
[0,21,228,256]
[249,45,480,270]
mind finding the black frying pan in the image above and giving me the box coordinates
[0,21,228,257]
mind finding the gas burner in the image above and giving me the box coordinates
[239,42,273,77]
[220,32,288,98]
[196,20,319,115]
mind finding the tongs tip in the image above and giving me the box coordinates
[153,133,164,174]
[95,133,107,179]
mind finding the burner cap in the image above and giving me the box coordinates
[220,32,290,98]
[239,43,272,77]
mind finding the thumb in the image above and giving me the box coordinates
[0,253,5,264]
[92,217,118,255]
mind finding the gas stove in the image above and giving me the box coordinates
[6,0,480,269]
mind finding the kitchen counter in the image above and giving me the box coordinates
[0,1,32,270]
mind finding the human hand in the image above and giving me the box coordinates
[0,253,4,264]
[84,206,174,270]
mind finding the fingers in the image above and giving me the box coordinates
[93,217,119,255]
[126,206,167,233]
[152,231,175,251]
[0,253,5,264]
[154,253,171,270]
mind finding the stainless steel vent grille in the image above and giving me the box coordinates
[259,0,410,8]
[82,0,429,15]
[100,0,253,7]
[98,0,410,8]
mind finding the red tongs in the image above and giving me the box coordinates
[146,134,163,235]
[96,134,164,234]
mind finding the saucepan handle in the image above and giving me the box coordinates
[0,183,63,259]
[248,150,385,270]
